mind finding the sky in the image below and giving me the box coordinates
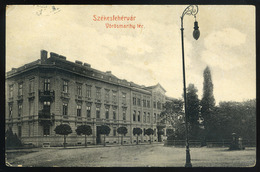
[6,5,256,104]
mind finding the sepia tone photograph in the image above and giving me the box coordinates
[5,5,256,167]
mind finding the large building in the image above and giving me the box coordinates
[6,50,174,147]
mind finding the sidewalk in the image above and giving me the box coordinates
[6,142,164,153]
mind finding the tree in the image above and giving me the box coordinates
[157,126,166,142]
[133,128,142,144]
[201,66,215,143]
[186,84,200,140]
[213,100,256,141]
[172,115,186,140]
[189,99,256,144]
[160,99,184,126]
[166,129,174,136]
[54,124,72,148]
[117,126,128,145]
[98,125,111,146]
[166,128,175,140]
[145,128,154,144]
[5,128,23,148]
[75,125,92,147]
[159,99,185,140]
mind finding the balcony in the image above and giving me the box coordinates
[95,99,102,103]
[75,95,83,104]
[63,115,69,119]
[85,97,92,101]
[28,92,35,100]
[38,110,54,126]
[75,95,83,100]
[77,116,82,121]
[104,100,110,104]
[17,95,23,101]
[61,92,70,100]
[39,90,55,102]
[121,103,127,108]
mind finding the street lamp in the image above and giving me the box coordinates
[180,5,199,167]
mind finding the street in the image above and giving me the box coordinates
[6,144,256,167]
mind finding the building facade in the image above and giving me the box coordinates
[6,50,173,147]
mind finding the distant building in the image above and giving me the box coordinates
[5,50,174,147]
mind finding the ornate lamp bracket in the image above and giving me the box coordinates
[181,5,199,29]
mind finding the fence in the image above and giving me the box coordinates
[164,139,256,147]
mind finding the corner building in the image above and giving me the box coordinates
[6,50,172,147]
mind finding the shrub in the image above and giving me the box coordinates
[5,129,23,148]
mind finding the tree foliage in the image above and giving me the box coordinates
[76,125,92,136]
[159,99,185,140]
[201,66,215,141]
[186,84,201,139]
[117,126,128,145]
[75,125,92,147]
[145,128,154,136]
[98,125,111,146]
[133,128,142,144]
[117,127,128,136]
[160,100,183,126]
[98,125,111,135]
[145,128,154,144]
[207,100,256,141]
[166,129,174,136]
[54,124,72,148]
[5,128,23,148]
[54,124,72,135]
[133,128,142,135]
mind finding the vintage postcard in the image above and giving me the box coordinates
[5,5,256,167]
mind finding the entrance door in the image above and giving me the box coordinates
[158,134,161,142]
[96,126,101,144]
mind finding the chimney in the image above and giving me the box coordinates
[106,71,112,74]
[75,60,83,65]
[84,63,91,67]
[59,55,66,60]
[50,52,59,58]
[41,50,48,61]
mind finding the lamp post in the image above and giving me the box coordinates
[180,5,200,167]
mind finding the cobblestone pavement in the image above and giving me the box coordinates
[6,144,256,167]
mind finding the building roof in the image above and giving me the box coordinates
[145,83,167,92]
[6,50,163,95]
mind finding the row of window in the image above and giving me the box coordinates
[62,103,127,121]
[9,79,163,111]
[132,94,163,109]
[63,80,127,102]
[9,82,25,97]
[155,101,162,110]
[133,111,160,124]
[9,99,36,120]
[133,97,162,110]
[13,125,55,137]
[9,78,46,98]
[8,79,125,104]
[8,100,159,123]
[9,100,50,120]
